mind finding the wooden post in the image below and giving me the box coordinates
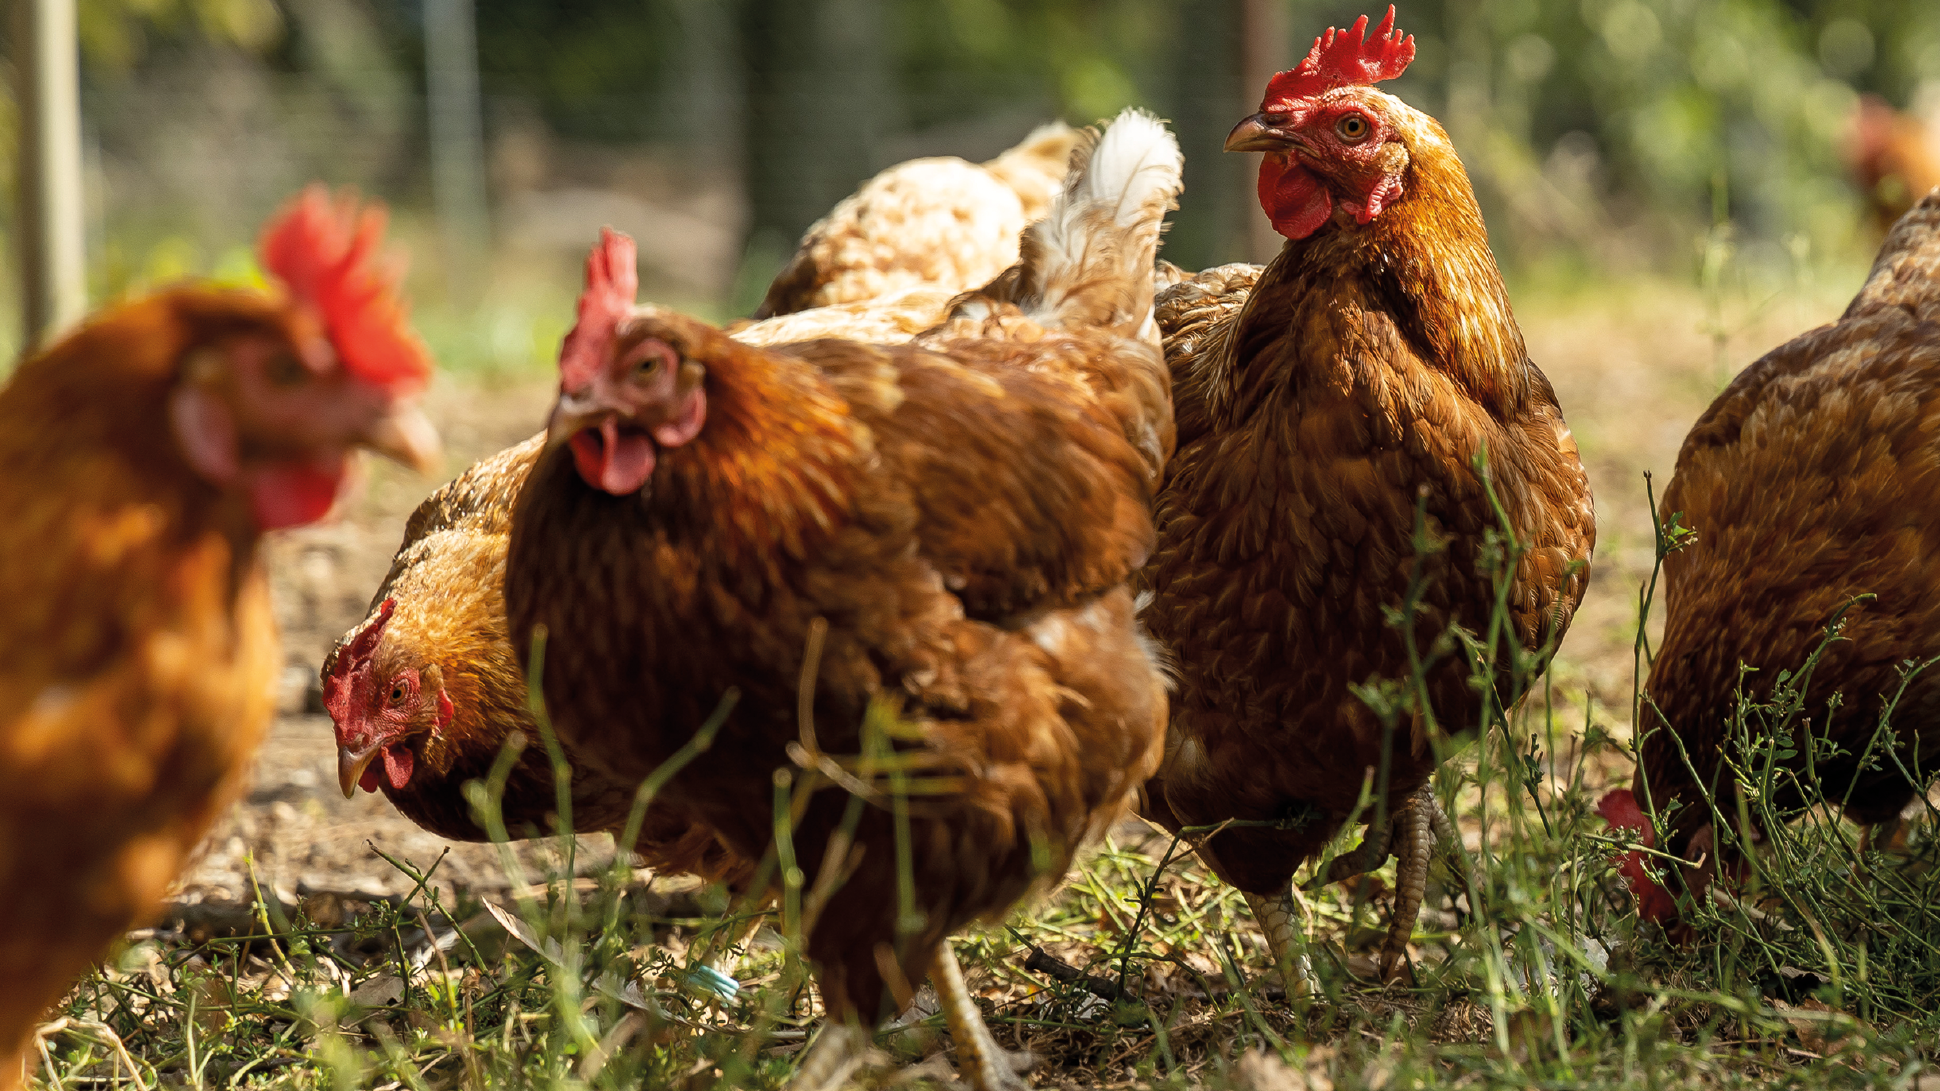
[14,0,88,350]
[425,0,489,305]
[1239,0,1293,264]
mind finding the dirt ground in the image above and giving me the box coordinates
[171,276,1861,912]
[176,374,565,908]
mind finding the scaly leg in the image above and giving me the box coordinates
[786,1022,872,1091]
[1424,792,1479,913]
[1302,818,1394,891]
[1242,889,1316,998]
[932,942,1032,1091]
[1379,786,1433,980]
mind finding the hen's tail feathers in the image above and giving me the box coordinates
[1847,186,1940,322]
[975,108,1184,345]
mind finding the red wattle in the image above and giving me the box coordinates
[569,417,658,496]
[248,457,348,530]
[382,744,415,790]
[1259,157,1334,240]
[358,763,383,793]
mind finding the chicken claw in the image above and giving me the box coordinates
[1424,793,1480,912]
[1378,788,1434,979]
[1303,816,1394,890]
[787,1023,874,1091]
[1297,785,1472,981]
[1243,890,1317,998]
[934,942,1034,1091]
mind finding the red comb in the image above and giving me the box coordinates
[323,598,395,727]
[1262,6,1415,107]
[259,186,431,392]
[559,228,638,391]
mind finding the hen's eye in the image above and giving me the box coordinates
[629,340,680,381]
[1336,113,1371,143]
[390,683,408,704]
[265,352,307,387]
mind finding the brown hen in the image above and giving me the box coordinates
[1138,9,1596,985]
[0,188,438,1089]
[504,109,1179,1091]
[1604,191,1940,927]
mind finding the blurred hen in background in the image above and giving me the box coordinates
[754,121,1079,317]
[0,188,438,1089]
[1847,90,1940,235]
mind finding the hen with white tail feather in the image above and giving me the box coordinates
[504,109,1183,1091]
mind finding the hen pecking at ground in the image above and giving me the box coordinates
[1604,190,1940,929]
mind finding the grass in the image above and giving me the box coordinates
[36,454,1940,1091]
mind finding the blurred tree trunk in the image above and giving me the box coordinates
[425,0,489,306]
[670,0,742,172]
[736,0,894,310]
[1442,0,1489,161]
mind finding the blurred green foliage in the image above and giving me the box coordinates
[14,0,1940,320]
[436,0,1938,275]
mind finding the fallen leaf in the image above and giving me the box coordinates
[349,974,403,1007]
[1773,997,1865,1056]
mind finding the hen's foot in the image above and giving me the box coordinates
[934,942,1034,1091]
[1304,818,1394,890]
[1424,794,1480,913]
[1242,889,1317,999]
[785,1023,874,1091]
[1378,786,1433,980]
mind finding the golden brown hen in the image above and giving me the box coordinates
[754,121,1078,318]
[1603,191,1940,928]
[1138,9,1596,985]
[504,109,1179,1091]
[0,188,438,1088]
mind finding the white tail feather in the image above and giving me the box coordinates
[1013,107,1184,339]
